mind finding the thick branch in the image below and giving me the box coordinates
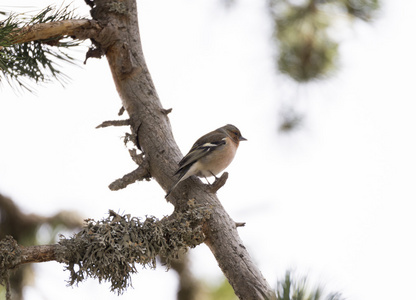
[1,208,208,294]
[11,19,102,44]
[90,0,275,298]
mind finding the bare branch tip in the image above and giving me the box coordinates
[161,108,172,115]
[96,119,130,129]
[118,106,125,116]
[235,222,246,228]
[207,172,229,194]
[108,158,151,191]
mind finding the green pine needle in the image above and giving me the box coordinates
[0,5,84,92]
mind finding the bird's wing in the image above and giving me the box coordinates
[175,131,226,173]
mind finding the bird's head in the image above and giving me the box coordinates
[221,124,247,144]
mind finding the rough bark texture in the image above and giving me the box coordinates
[19,245,60,265]
[89,0,274,299]
[0,237,61,272]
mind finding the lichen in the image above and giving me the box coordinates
[0,236,21,299]
[57,202,210,294]
[0,236,21,284]
[108,2,128,15]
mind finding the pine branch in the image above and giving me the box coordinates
[0,5,102,91]
[1,5,98,47]
[11,19,101,44]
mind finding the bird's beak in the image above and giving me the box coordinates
[239,136,247,141]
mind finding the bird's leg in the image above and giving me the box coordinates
[209,171,219,181]
[203,176,212,185]
[203,171,218,186]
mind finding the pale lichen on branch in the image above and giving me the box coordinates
[58,207,210,294]
[0,206,211,295]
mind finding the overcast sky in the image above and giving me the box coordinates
[1,0,416,299]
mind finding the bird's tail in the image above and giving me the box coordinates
[165,165,192,198]
[165,177,181,198]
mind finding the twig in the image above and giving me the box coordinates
[5,270,10,300]
[207,172,229,194]
[161,108,172,115]
[108,159,150,191]
[96,119,130,128]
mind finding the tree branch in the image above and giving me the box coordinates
[1,207,209,294]
[0,237,60,271]
[10,19,102,44]
[96,119,130,128]
[108,161,150,191]
[20,244,60,265]
[89,0,275,298]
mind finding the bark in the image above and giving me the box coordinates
[18,245,60,265]
[90,0,274,299]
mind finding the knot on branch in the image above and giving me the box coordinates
[58,203,211,294]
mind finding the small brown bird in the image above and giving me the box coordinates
[165,124,247,198]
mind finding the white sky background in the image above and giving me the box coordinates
[1,0,416,299]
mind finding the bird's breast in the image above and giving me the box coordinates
[197,139,238,176]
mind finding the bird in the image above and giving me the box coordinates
[165,124,247,198]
